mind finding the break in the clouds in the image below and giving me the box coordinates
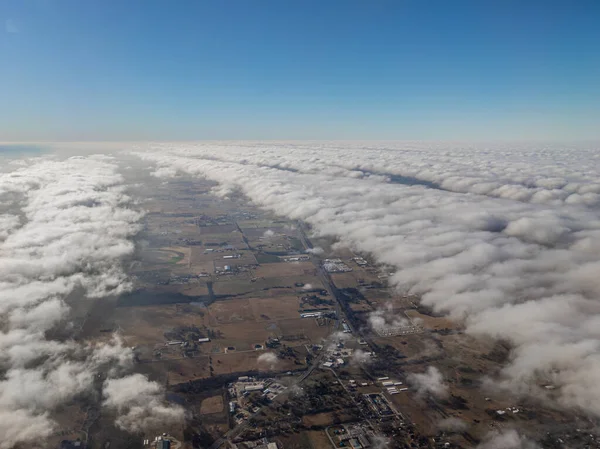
[135,141,600,420]
[0,155,181,448]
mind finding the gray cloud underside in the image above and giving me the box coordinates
[134,142,600,419]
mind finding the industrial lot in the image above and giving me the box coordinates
[61,177,600,449]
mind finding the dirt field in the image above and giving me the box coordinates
[306,431,332,449]
[198,224,238,234]
[349,301,375,312]
[114,304,209,348]
[142,246,190,266]
[208,298,256,325]
[211,348,307,375]
[200,395,224,415]
[330,270,381,288]
[372,333,445,360]
[249,296,301,321]
[302,412,335,427]
[274,432,313,449]
[254,261,316,278]
[405,309,458,330]
[152,356,211,384]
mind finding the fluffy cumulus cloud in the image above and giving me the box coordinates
[0,154,181,447]
[477,430,540,449]
[436,417,468,433]
[408,366,448,398]
[262,229,275,239]
[257,351,279,369]
[351,349,372,366]
[131,141,600,419]
[368,303,410,334]
[102,374,185,433]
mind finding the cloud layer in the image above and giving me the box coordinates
[134,141,600,419]
[0,155,180,447]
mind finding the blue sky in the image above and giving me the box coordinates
[1,0,599,141]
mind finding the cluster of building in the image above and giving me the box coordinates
[495,406,521,416]
[365,393,396,416]
[281,255,310,262]
[228,377,287,424]
[300,311,326,318]
[352,257,368,266]
[377,377,407,395]
[143,434,173,449]
[322,341,358,368]
[322,258,353,273]
[372,323,422,337]
[328,424,374,449]
[223,254,242,259]
[233,438,279,449]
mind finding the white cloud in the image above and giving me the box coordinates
[0,155,180,447]
[408,366,448,398]
[306,246,324,255]
[257,351,279,369]
[103,374,185,433]
[477,430,540,449]
[350,349,372,366]
[437,417,468,432]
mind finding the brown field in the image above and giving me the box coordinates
[387,390,438,434]
[277,318,332,341]
[212,277,257,296]
[200,395,224,415]
[405,309,458,330]
[44,404,87,449]
[204,315,330,351]
[146,356,211,384]
[254,261,316,278]
[190,247,219,264]
[209,321,276,351]
[249,296,301,321]
[178,283,210,297]
[202,233,246,246]
[302,412,335,427]
[274,431,313,449]
[361,288,393,302]
[306,431,332,449]
[330,269,382,289]
[114,304,209,348]
[208,298,256,324]
[372,333,444,360]
[349,301,374,312]
[211,348,307,375]
[190,261,216,274]
[198,224,238,234]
